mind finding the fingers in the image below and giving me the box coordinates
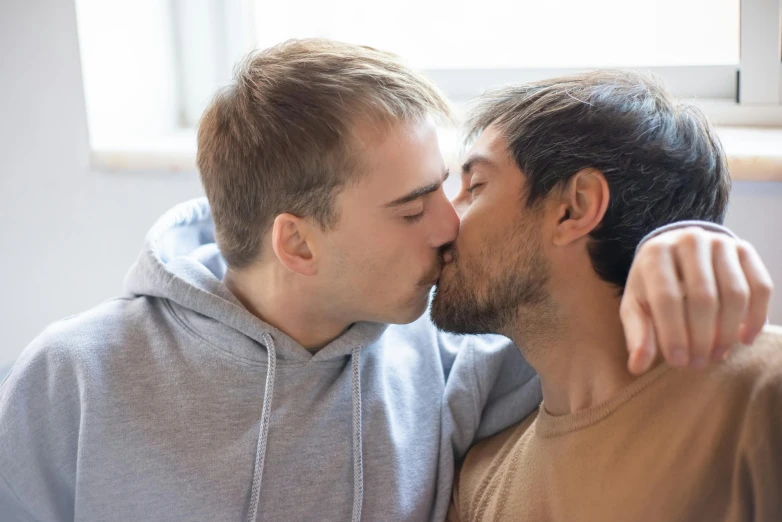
[674,232,719,370]
[623,226,774,374]
[711,239,750,360]
[737,240,774,344]
[637,241,690,368]
[622,294,657,375]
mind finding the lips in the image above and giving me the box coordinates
[419,264,442,287]
[423,271,441,287]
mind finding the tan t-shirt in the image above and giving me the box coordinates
[450,326,782,522]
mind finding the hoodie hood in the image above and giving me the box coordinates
[124,197,387,363]
[124,197,385,522]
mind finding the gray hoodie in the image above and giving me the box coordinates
[0,198,541,522]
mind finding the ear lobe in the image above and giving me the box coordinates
[271,213,318,277]
[552,169,609,247]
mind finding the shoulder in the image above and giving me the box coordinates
[644,326,782,445]
[455,411,539,519]
[728,326,782,428]
[674,326,782,464]
[0,298,156,514]
[717,326,782,519]
[462,410,538,480]
[719,325,782,402]
[2,296,164,398]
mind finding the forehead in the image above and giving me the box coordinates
[463,124,518,175]
[365,118,441,165]
[350,119,444,195]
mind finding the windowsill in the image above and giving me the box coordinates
[717,127,782,181]
[89,132,198,173]
[90,127,782,182]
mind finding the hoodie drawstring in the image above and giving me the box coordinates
[246,337,364,522]
[350,345,364,522]
[247,333,277,522]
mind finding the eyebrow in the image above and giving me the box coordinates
[383,169,450,208]
[461,154,496,176]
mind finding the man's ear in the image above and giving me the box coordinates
[270,213,318,276]
[552,168,610,247]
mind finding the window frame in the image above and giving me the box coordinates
[84,0,782,171]
[177,0,782,125]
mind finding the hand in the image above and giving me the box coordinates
[621,226,773,375]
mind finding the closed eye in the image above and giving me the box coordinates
[403,210,426,223]
[467,183,485,194]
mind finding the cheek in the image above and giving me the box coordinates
[456,211,489,260]
[455,211,515,288]
[340,231,409,286]
[382,233,426,276]
[459,189,522,252]
[374,237,433,297]
[334,213,434,286]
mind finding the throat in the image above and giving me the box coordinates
[511,294,639,416]
[223,266,352,352]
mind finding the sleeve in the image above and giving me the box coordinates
[0,333,82,522]
[635,220,738,255]
[440,332,541,460]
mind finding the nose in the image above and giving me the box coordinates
[450,192,468,220]
[430,191,460,249]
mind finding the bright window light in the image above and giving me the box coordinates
[254,0,740,69]
[77,0,782,170]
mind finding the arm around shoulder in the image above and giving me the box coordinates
[441,332,541,458]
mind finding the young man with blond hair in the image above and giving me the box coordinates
[0,41,773,522]
[442,71,780,522]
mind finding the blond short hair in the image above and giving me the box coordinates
[197,38,454,268]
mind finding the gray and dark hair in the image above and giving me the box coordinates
[466,70,731,290]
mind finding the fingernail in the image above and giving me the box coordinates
[443,251,454,264]
[629,349,646,374]
[691,355,708,370]
[670,348,688,367]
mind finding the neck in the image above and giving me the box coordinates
[223,262,351,351]
[509,272,643,416]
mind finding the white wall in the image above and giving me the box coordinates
[0,0,204,367]
[1,0,780,368]
[725,181,782,325]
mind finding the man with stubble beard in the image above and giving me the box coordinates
[438,71,781,522]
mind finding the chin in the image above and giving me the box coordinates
[429,282,483,335]
[388,289,431,325]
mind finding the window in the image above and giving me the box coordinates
[255,0,740,69]
[75,0,255,167]
[75,0,782,169]
[76,0,180,150]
